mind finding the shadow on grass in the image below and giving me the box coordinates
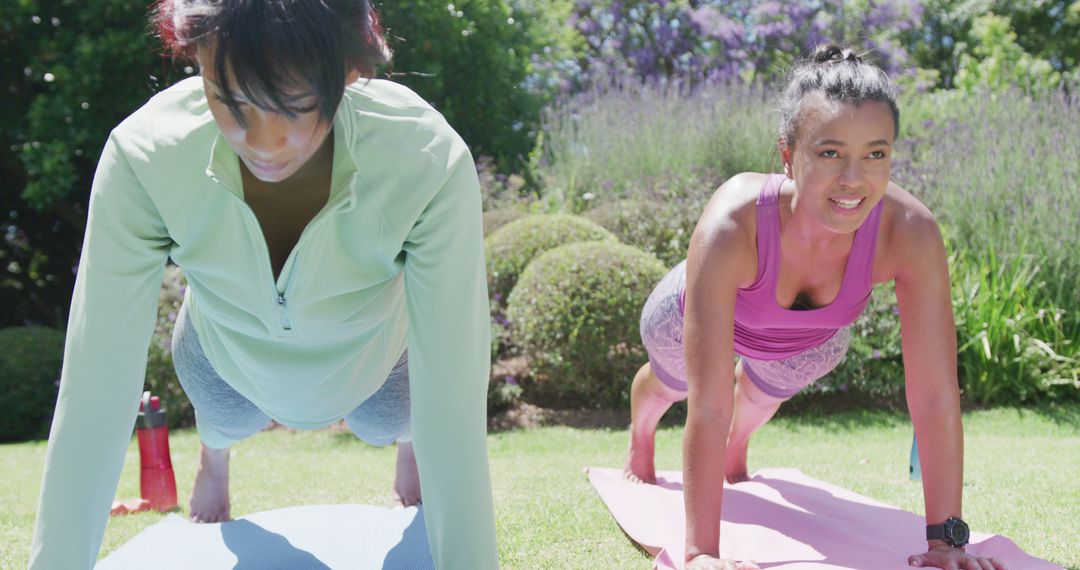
[489,395,1080,434]
[987,402,1080,434]
[487,395,913,433]
[305,394,1078,437]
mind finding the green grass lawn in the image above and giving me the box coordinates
[3,406,1078,569]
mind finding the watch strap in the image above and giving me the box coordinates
[925,524,947,541]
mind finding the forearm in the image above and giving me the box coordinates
[683,401,733,561]
[31,400,139,569]
[412,412,498,569]
[908,391,964,532]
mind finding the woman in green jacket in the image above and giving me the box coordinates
[29,1,497,568]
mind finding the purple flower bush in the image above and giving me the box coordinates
[560,0,924,88]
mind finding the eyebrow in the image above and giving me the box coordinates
[814,139,892,147]
[203,77,315,103]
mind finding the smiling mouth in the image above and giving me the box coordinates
[829,197,864,210]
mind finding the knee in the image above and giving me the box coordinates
[344,412,409,447]
[195,409,269,448]
[735,364,787,407]
[634,364,683,403]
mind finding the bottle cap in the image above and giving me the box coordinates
[138,391,167,429]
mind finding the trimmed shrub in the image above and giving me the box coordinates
[485,214,616,308]
[487,372,524,415]
[145,265,195,428]
[584,195,702,269]
[482,208,526,237]
[507,240,667,408]
[0,326,65,442]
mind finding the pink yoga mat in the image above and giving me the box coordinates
[587,467,1063,570]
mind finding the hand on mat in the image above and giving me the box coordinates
[908,544,1010,570]
[686,554,761,570]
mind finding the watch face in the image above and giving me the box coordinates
[945,518,970,545]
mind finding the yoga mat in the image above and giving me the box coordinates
[96,504,434,570]
[587,467,1064,570]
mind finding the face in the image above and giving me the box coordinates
[780,94,895,235]
[196,43,343,184]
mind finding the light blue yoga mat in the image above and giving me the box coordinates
[96,504,434,570]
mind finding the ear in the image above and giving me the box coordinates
[777,137,793,178]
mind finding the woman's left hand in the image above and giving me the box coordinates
[908,544,1009,570]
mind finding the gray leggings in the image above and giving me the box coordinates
[172,303,411,449]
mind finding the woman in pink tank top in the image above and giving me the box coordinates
[626,45,1003,570]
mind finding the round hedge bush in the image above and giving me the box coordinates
[145,265,196,429]
[482,207,526,237]
[485,213,616,308]
[584,197,700,269]
[0,326,66,442]
[507,240,667,408]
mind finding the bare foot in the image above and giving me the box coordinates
[392,441,422,507]
[189,443,231,523]
[624,425,657,484]
[724,437,749,484]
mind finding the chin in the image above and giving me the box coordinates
[243,158,299,184]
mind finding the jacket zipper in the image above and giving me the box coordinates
[209,172,356,336]
[276,292,293,331]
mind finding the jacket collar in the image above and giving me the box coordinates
[204,93,360,210]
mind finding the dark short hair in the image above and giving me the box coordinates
[778,44,900,149]
[153,0,391,125]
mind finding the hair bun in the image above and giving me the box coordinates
[812,44,863,65]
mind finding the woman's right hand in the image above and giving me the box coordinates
[686,554,761,570]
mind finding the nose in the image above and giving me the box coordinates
[838,157,863,188]
[243,109,289,158]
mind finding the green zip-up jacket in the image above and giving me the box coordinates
[29,77,497,569]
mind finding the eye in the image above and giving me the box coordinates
[213,94,249,108]
[819,149,840,158]
[286,103,319,115]
[868,150,887,159]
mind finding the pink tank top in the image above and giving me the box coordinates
[680,173,884,360]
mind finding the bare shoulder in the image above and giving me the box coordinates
[689,172,764,287]
[878,182,947,281]
[698,172,764,234]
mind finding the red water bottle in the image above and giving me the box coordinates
[137,391,177,511]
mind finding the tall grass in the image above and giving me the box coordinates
[540,78,775,209]
[950,246,1079,402]
[896,87,1080,311]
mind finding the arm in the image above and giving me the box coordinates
[891,208,964,543]
[402,145,498,569]
[29,136,170,568]
[892,207,1007,569]
[682,186,755,564]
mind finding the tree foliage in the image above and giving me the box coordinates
[953,13,1062,92]
[1,0,164,327]
[375,0,548,170]
[901,0,1079,88]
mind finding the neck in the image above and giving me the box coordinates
[782,180,853,254]
[288,128,335,185]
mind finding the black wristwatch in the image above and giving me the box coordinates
[926,517,970,548]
